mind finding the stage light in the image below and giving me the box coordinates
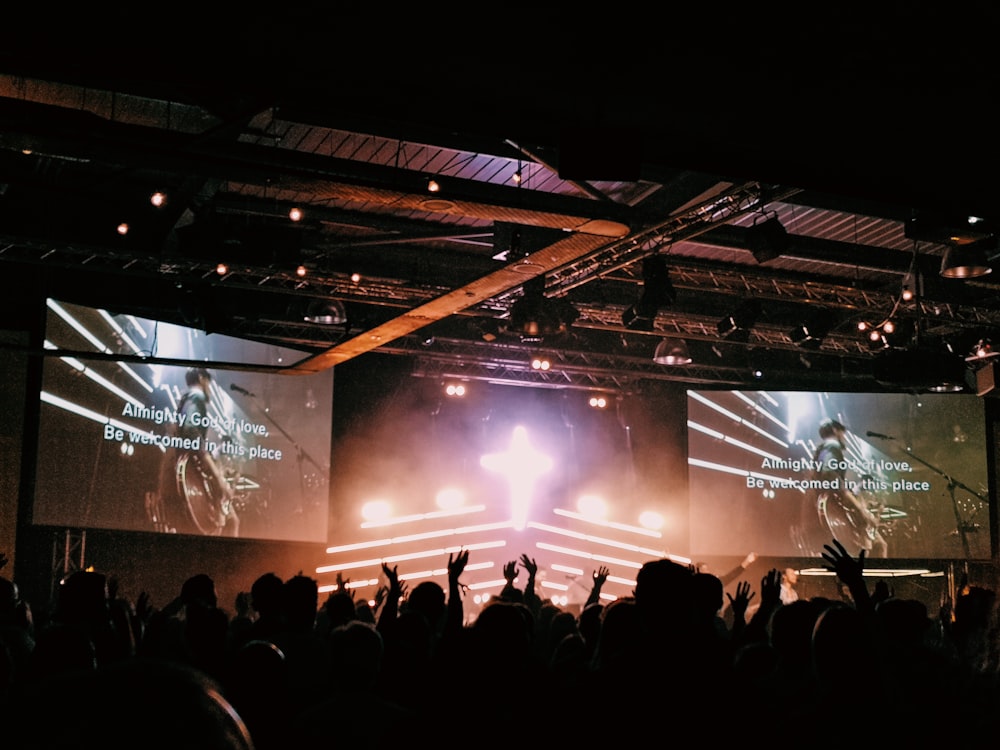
[940,241,993,279]
[789,308,834,349]
[966,338,998,362]
[531,356,551,371]
[653,337,692,365]
[622,255,675,330]
[717,299,761,342]
[510,277,579,343]
[435,487,465,510]
[360,499,392,523]
[444,382,467,397]
[303,299,347,325]
[638,510,664,531]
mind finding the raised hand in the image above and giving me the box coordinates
[760,568,782,609]
[449,548,469,584]
[822,537,872,612]
[593,565,609,588]
[381,562,404,598]
[822,538,865,585]
[727,579,755,619]
[519,554,538,578]
[503,560,518,584]
[336,571,355,599]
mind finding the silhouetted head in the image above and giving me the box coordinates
[20,658,254,750]
[181,574,217,609]
[54,570,109,625]
[634,558,695,628]
[404,580,447,630]
[692,572,725,618]
[282,574,319,630]
[250,572,284,618]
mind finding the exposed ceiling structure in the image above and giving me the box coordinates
[3,10,1000,394]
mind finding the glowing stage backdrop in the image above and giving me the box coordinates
[319,367,690,609]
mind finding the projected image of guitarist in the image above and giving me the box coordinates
[811,418,887,558]
[153,367,240,537]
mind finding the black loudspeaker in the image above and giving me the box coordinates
[974,361,998,396]
[746,216,789,263]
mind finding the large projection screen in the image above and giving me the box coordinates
[687,389,992,560]
[33,299,333,543]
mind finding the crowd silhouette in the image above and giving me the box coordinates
[2,541,1000,749]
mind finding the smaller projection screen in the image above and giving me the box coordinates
[687,389,993,560]
[32,299,334,543]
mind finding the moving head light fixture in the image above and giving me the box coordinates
[622,255,676,331]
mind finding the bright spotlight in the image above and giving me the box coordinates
[361,499,392,523]
[436,486,465,510]
[577,493,608,519]
[638,510,665,530]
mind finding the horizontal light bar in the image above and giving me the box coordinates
[360,504,487,528]
[528,520,668,557]
[326,519,512,554]
[797,567,936,578]
[550,508,662,537]
[316,540,506,574]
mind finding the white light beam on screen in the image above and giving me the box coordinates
[47,300,153,393]
[551,508,662,537]
[527,521,669,558]
[98,310,143,354]
[753,390,780,407]
[687,456,805,490]
[733,390,787,432]
[688,420,784,462]
[40,392,165,451]
[124,314,147,338]
[316,540,506,574]
[481,425,552,531]
[45,342,145,409]
[687,390,786,448]
[326,520,513,554]
[359,505,488,529]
